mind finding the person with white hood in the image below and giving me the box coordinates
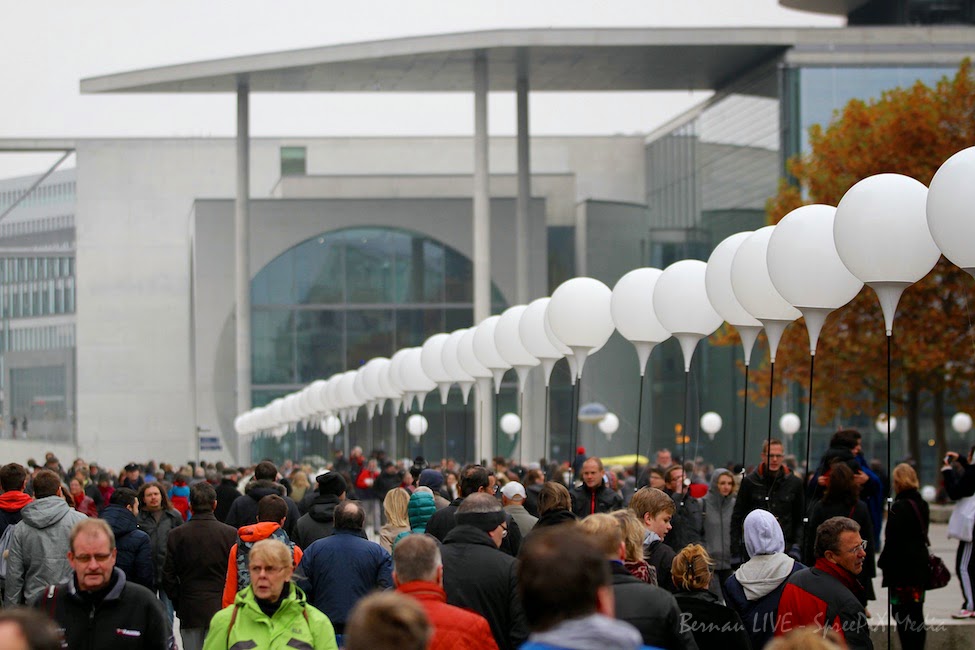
[723,509,804,649]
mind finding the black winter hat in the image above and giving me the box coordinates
[316,472,347,497]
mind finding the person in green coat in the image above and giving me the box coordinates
[204,538,338,650]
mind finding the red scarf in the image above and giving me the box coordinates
[814,557,864,597]
[0,491,32,512]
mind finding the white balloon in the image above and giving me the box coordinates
[834,173,941,334]
[547,278,615,378]
[928,147,975,277]
[339,371,364,420]
[421,333,454,404]
[952,412,973,435]
[611,268,671,376]
[353,368,378,418]
[406,414,428,438]
[375,358,404,415]
[442,330,475,405]
[653,260,723,372]
[731,226,801,362]
[402,348,436,410]
[495,305,540,393]
[389,350,415,413]
[779,412,801,436]
[306,379,329,413]
[767,205,863,355]
[706,232,763,365]
[700,411,723,437]
[518,298,564,386]
[473,316,511,393]
[598,412,620,436]
[921,485,937,502]
[500,412,522,436]
[458,327,495,403]
[875,413,897,436]
[321,414,342,437]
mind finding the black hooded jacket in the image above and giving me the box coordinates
[293,494,341,548]
[223,480,301,536]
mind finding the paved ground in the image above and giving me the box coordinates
[869,520,975,649]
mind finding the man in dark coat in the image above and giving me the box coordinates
[440,493,529,650]
[0,463,31,537]
[297,500,392,636]
[224,461,300,535]
[570,458,623,518]
[101,488,154,590]
[426,465,522,556]
[774,516,872,650]
[162,481,236,650]
[34,518,172,650]
[578,513,697,649]
[662,464,704,552]
[213,468,241,523]
[731,438,805,560]
[293,472,346,548]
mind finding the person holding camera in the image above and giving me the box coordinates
[942,446,975,618]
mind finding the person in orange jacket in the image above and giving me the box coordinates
[222,494,303,608]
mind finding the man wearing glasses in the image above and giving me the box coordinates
[731,438,805,562]
[440,493,529,650]
[34,519,173,649]
[774,516,872,650]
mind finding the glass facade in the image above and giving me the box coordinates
[250,226,506,464]
[0,256,75,320]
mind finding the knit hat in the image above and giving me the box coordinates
[418,469,444,491]
[407,490,436,533]
[316,472,348,497]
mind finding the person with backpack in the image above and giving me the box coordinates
[222,495,303,607]
[204,538,337,650]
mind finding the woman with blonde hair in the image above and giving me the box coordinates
[204,538,337,650]
[878,463,929,650]
[672,544,750,650]
[289,471,311,504]
[610,509,657,585]
[379,487,411,552]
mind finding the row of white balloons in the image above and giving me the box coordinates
[235,146,975,441]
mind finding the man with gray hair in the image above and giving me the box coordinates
[394,534,497,650]
[774,516,872,649]
[440,493,528,650]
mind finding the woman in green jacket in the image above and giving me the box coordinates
[204,538,338,650]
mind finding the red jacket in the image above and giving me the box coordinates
[774,559,872,649]
[397,580,499,650]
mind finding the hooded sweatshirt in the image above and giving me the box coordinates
[702,469,736,570]
[733,509,797,600]
[0,491,32,533]
[223,522,302,608]
[3,496,87,607]
[521,613,653,650]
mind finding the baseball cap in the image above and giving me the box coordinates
[500,481,526,500]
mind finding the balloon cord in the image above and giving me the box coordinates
[802,353,815,550]
[887,332,893,650]
[765,360,775,500]
[442,397,448,468]
[682,369,689,471]
[463,399,469,466]
[518,390,525,465]
[741,364,749,479]
[635,373,645,479]
[494,390,500,462]
[572,379,582,468]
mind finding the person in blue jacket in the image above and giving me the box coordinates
[100,487,154,590]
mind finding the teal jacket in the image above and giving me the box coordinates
[204,583,337,650]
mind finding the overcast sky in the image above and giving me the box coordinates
[0,1,841,177]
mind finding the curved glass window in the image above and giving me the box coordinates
[251,227,506,395]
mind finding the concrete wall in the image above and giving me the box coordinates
[72,134,645,468]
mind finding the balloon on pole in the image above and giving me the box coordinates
[546,277,615,379]
[611,268,671,376]
[706,233,763,365]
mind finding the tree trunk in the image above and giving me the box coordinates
[908,382,921,474]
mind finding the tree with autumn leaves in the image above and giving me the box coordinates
[730,59,975,467]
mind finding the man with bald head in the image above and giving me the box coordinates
[571,457,623,518]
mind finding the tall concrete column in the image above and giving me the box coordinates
[473,52,494,463]
[515,50,531,305]
[235,81,251,465]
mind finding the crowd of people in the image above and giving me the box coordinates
[0,430,971,649]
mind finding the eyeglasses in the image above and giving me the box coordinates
[499,523,508,539]
[73,553,112,563]
[841,540,868,555]
[250,565,287,576]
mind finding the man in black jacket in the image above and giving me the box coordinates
[213,468,241,523]
[162,482,236,650]
[440,493,529,650]
[731,438,805,560]
[578,513,697,649]
[35,518,172,650]
[101,488,154,590]
[662,464,703,552]
[223,461,300,535]
[570,458,623,518]
[293,472,346,548]
[426,465,522,556]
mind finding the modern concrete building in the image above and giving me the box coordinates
[2,2,972,471]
